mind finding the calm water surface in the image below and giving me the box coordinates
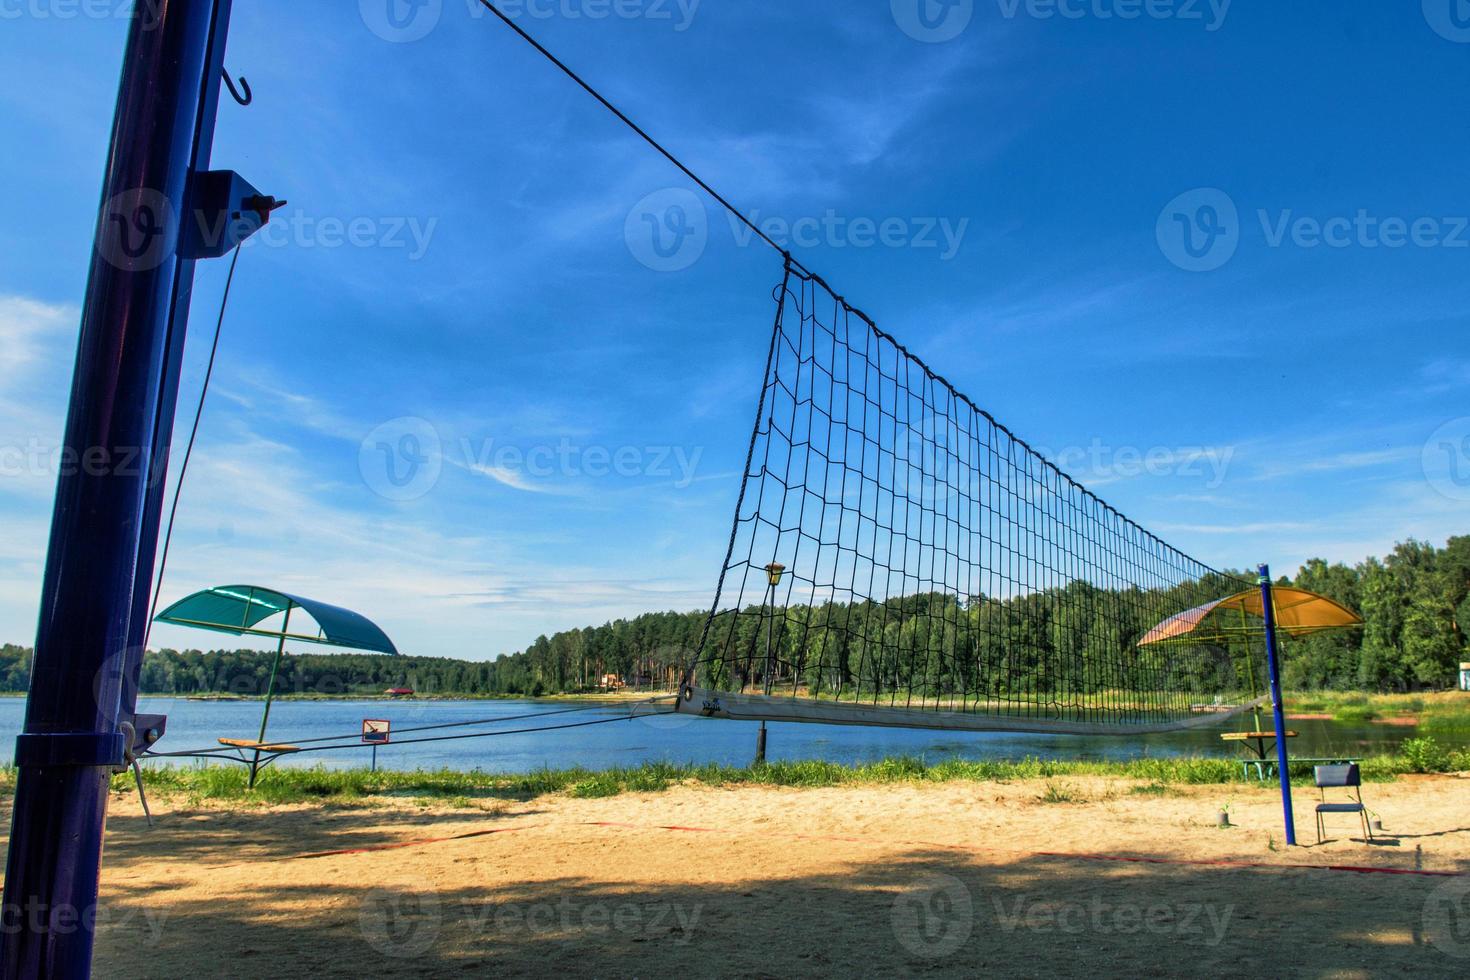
[0,698,1421,773]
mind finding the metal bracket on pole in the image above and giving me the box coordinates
[11,733,128,770]
[182,170,285,260]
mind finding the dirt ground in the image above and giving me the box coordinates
[5,775,1469,978]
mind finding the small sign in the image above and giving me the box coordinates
[362,719,391,744]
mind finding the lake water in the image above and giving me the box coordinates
[0,697,1422,773]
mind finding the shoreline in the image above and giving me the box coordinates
[37,745,1464,807]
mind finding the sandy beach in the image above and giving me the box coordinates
[3,773,1461,977]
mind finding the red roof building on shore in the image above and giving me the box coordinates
[385,687,415,697]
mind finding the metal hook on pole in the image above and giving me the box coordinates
[222,68,252,106]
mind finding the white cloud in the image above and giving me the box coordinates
[0,295,73,376]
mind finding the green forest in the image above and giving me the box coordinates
[0,536,1464,699]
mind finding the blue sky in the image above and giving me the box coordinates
[1,1,1467,659]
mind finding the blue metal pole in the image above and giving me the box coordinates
[0,2,236,975]
[1258,563,1297,847]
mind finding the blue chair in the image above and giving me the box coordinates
[1314,764,1372,843]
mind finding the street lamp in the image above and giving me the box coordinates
[755,562,785,764]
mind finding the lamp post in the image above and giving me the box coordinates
[754,562,784,764]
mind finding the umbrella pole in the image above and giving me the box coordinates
[249,603,292,789]
[1239,606,1262,732]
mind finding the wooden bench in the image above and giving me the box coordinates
[1221,730,1298,779]
[218,737,302,754]
[1247,756,1363,781]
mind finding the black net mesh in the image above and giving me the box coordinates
[683,260,1256,729]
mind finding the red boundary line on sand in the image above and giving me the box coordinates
[582,821,1463,878]
[281,825,534,861]
[283,822,532,863]
[222,825,536,867]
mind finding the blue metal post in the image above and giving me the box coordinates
[0,2,236,975]
[1258,563,1297,847]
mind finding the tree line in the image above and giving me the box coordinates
[0,536,1463,698]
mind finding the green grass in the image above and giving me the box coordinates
[5,745,1421,807]
[1128,782,1174,797]
[0,721,1454,807]
[1286,690,1470,731]
[1037,781,1085,804]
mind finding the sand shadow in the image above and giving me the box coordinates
[82,824,1469,978]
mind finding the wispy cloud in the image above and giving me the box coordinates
[1156,520,1313,535]
[1419,358,1470,394]
[1248,447,1418,483]
[0,295,72,376]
